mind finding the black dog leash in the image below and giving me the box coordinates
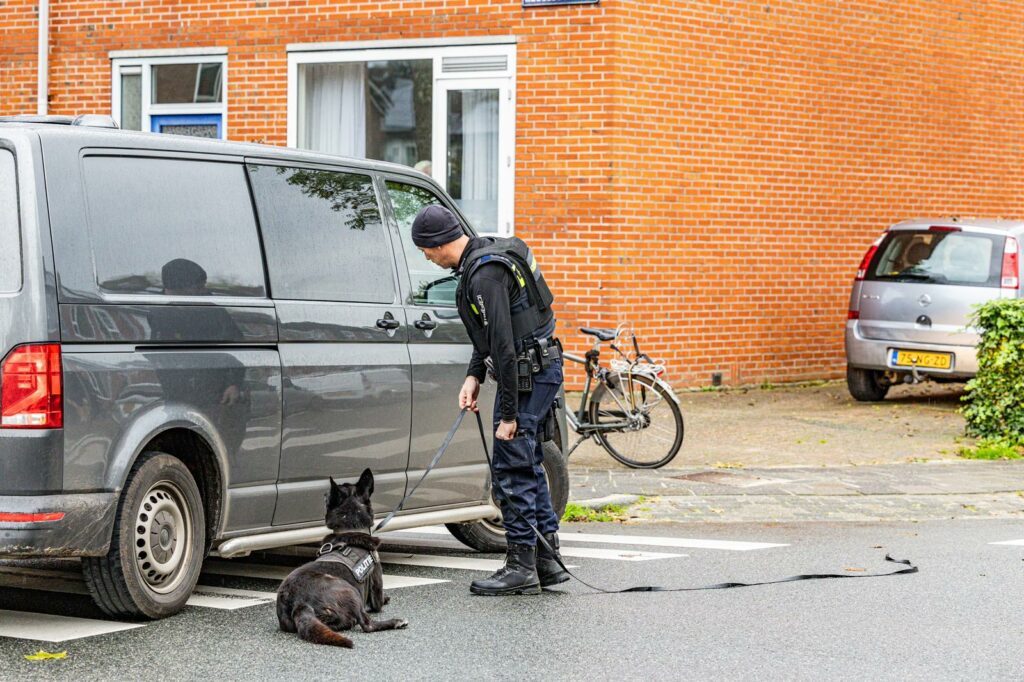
[374,408,471,534]
[378,408,919,591]
[464,409,919,593]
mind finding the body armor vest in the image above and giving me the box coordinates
[456,236,555,353]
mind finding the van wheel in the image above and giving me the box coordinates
[446,440,569,553]
[846,366,890,402]
[83,452,205,620]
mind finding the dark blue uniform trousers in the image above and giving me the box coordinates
[491,357,563,546]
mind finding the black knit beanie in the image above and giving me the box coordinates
[411,205,464,248]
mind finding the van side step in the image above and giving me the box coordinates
[213,503,501,558]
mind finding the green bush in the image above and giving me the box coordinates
[961,299,1024,446]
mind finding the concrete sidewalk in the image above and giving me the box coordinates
[566,381,1024,523]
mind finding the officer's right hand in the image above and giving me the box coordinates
[459,376,481,412]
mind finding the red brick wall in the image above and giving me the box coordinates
[0,0,40,115]
[605,0,1024,387]
[3,1,1024,389]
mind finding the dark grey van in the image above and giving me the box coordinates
[0,116,568,619]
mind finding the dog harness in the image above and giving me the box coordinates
[315,532,380,585]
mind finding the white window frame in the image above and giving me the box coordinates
[111,51,229,139]
[286,41,516,236]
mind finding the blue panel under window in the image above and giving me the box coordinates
[151,114,222,139]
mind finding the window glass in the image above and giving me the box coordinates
[152,63,223,104]
[446,89,499,233]
[298,60,432,171]
[248,165,396,303]
[0,150,21,293]
[868,230,1002,287]
[82,156,266,297]
[385,181,461,306]
[120,72,142,131]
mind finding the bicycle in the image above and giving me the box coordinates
[561,324,684,469]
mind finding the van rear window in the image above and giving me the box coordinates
[82,156,266,298]
[0,149,21,293]
[866,230,1003,288]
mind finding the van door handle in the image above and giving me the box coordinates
[376,316,400,331]
[414,318,437,331]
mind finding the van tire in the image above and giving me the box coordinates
[446,440,569,553]
[83,452,205,620]
[846,366,890,402]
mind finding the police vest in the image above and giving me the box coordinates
[456,236,555,352]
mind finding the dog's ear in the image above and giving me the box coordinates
[327,476,343,508]
[356,468,374,499]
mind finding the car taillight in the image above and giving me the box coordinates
[1002,236,1020,289]
[1,344,63,429]
[0,512,65,523]
[847,310,860,320]
[855,235,885,281]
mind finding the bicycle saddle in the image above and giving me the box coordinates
[580,327,617,341]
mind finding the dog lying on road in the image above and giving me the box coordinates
[276,469,408,647]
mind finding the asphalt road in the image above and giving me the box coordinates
[1,519,1022,680]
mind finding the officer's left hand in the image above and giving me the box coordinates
[496,419,517,441]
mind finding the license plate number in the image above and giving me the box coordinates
[890,350,952,370]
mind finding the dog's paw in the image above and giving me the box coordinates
[396,619,409,629]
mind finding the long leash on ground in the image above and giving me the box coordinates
[378,408,919,592]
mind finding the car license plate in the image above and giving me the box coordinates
[890,350,953,370]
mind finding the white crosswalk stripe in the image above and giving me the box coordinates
[0,609,144,643]
[200,560,449,589]
[0,528,782,643]
[990,539,1024,546]
[558,547,685,561]
[387,526,787,551]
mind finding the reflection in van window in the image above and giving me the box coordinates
[868,230,1002,288]
[0,150,21,293]
[82,156,267,297]
[385,181,459,306]
[248,165,395,304]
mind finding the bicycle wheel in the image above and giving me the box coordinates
[588,373,684,468]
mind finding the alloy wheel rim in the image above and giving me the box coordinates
[133,481,192,594]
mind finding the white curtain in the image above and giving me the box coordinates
[460,90,499,231]
[300,63,366,158]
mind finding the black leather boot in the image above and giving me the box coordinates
[469,543,541,596]
[536,533,569,587]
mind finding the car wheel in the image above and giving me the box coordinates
[846,365,890,402]
[83,451,206,620]
[446,440,569,553]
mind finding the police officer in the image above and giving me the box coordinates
[411,205,568,596]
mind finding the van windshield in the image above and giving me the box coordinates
[866,229,1004,288]
[0,149,20,293]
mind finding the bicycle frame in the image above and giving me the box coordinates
[563,326,679,455]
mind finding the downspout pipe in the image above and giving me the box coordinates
[37,0,49,115]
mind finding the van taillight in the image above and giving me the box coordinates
[1,344,63,429]
[847,311,860,320]
[855,235,885,281]
[1002,237,1020,289]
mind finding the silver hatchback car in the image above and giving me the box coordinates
[845,217,1022,401]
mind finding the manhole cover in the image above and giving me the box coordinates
[671,471,792,488]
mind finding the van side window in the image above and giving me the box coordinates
[0,150,21,293]
[385,180,460,306]
[82,156,266,297]
[247,165,395,304]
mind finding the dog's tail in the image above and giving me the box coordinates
[293,604,353,648]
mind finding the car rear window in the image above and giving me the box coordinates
[82,156,267,297]
[866,229,1004,288]
[0,149,21,293]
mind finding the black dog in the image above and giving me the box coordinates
[276,469,407,647]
